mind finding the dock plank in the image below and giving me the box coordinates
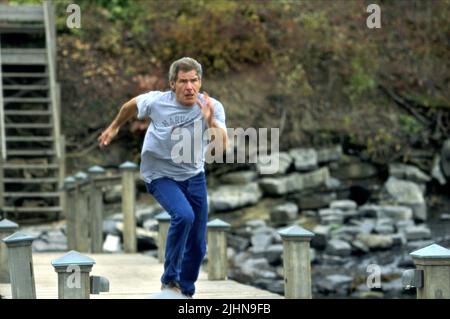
[0,253,283,299]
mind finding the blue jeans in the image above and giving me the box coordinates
[145,172,208,296]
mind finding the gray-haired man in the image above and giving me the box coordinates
[98,57,228,297]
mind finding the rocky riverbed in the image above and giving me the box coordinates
[20,142,450,298]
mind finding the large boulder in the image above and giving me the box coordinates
[288,148,318,172]
[259,167,330,196]
[257,152,292,175]
[389,163,431,183]
[269,202,298,225]
[209,182,262,212]
[382,177,427,221]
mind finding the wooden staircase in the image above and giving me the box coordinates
[0,1,65,222]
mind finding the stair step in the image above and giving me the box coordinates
[0,23,45,33]
[3,177,59,183]
[0,5,44,22]
[2,72,48,78]
[3,85,49,90]
[3,192,60,198]
[2,206,63,213]
[4,110,51,115]
[2,163,59,169]
[6,136,54,142]
[3,97,50,104]
[5,123,52,128]
[1,48,47,65]
[7,149,55,156]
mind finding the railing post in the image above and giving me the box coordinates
[88,165,106,253]
[206,218,231,280]
[74,171,90,252]
[278,225,315,299]
[408,244,450,299]
[0,219,19,283]
[63,176,76,251]
[119,161,138,253]
[155,211,171,263]
[51,250,95,299]
[2,232,36,299]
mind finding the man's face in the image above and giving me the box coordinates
[171,69,201,107]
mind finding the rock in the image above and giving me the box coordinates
[291,191,337,210]
[270,202,298,225]
[330,199,357,211]
[317,274,353,295]
[406,239,435,250]
[317,145,343,163]
[319,208,344,225]
[103,218,122,236]
[403,225,432,241]
[397,255,415,268]
[135,204,162,226]
[227,234,251,251]
[395,220,415,232]
[383,177,427,221]
[326,239,352,257]
[351,240,370,254]
[245,219,266,229]
[358,204,379,218]
[389,163,431,183]
[257,152,292,175]
[326,177,342,190]
[209,182,262,212]
[289,148,318,171]
[250,227,275,253]
[259,167,329,196]
[265,280,285,295]
[311,224,331,249]
[104,184,123,204]
[390,233,407,246]
[432,155,447,185]
[356,234,394,250]
[331,162,378,180]
[441,138,450,179]
[220,170,258,184]
[332,225,366,237]
[378,205,414,221]
[374,225,395,235]
[238,258,278,281]
[440,213,450,221]
[103,234,122,253]
[264,244,284,265]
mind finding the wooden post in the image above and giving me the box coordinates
[0,219,19,283]
[0,156,4,210]
[278,225,315,299]
[51,250,95,299]
[119,161,138,253]
[155,211,171,263]
[2,232,36,299]
[206,218,231,280]
[410,244,450,299]
[74,171,90,252]
[88,166,106,253]
[64,176,77,251]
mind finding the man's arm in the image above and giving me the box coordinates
[98,97,138,147]
[197,92,228,152]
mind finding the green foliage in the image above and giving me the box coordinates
[398,114,424,135]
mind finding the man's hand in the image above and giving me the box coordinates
[196,91,214,127]
[98,125,119,148]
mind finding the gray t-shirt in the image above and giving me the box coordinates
[136,90,226,183]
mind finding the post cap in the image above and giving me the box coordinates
[155,211,171,221]
[74,171,88,181]
[88,165,106,174]
[207,218,231,229]
[51,250,96,267]
[119,161,138,170]
[2,232,35,245]
[0,218,19,231]
[278,225,315,239]
[410,243,450,260]
[63,176,76,189]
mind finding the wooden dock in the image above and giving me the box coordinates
[0,253,283,299]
